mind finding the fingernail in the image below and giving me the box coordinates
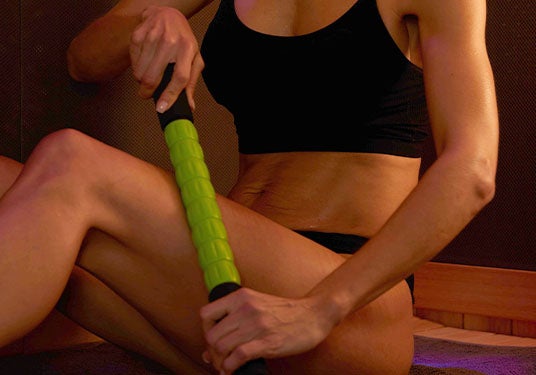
[157,100,168,113]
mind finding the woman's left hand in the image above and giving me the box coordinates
[200,287,334,374]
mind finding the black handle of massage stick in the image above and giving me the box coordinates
[153,64,268,375]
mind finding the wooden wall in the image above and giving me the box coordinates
[414,263,536,338]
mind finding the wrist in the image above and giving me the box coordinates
[305,288,351,330]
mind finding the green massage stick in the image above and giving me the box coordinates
[153,64,268,374]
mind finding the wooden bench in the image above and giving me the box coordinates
[414,262,536,338]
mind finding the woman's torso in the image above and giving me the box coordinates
[203,0,427,237]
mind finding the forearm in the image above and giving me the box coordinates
[67,13,141,82]
[307,152,496,326]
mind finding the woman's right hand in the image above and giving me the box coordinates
[130,6,204,112]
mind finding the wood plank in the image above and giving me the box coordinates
[412,317,536,346]
[412,316,444,333]
[414,262,536,321]
[463,314,512,335]
[416,326,536,347]
[415,308,463,328]
[513,320,536,339]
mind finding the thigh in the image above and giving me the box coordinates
[76,186,350,366]
[79,224,414,374]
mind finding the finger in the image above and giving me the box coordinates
[204,311,245,352]
[203,348,226,375]
[137,29,176,99]
[185,52,205,111]
[154,62,188,113]
[213,307,263,354]
[201,301,228,347]
[154,39,199,112]
[129,41,141,72]
[223,339,268,375]
[202,350,212,364]
[129,17,146,69]
[200,293,237,326]
[130,22,160,83]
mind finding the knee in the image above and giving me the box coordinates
[22,128,95,199]
[31,128,91,171]
[34,127,88,158]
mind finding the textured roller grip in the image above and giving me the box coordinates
[162,117,241,290]
[154,64,268,374]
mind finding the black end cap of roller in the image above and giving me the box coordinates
[152,63,193,130]
[208,282,242,302]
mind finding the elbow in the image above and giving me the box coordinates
[470,157,497,210]
[66,54,82,82]
[66,39,112,83]
[474,171,495,208]
[66,41,89,83]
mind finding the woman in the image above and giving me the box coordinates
[0,0,498,374]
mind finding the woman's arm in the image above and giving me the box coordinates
[310,0,499,326]
[67,0,213,110]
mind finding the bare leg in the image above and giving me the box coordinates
[0,129,414,374]
[0,140,96,343]
[60,255,210,374]
[0,155,209,373]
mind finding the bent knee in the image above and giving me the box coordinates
[28,128,97,177]
[338,282,414,374]
[278,282,414,374]
[31,128,91,166]
[18,129,97,201]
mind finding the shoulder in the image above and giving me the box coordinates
[388,0,488,37]
[377,0,489,67]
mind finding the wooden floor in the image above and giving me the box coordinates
[412,317,536,347]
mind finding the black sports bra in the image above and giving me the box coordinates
[201,0,430,157]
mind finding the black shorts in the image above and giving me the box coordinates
[295,230,414,299]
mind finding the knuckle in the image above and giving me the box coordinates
[204,332,216,347]
[145,29,161,44]
[234,346,250,363]
[140,76,158,91]
[170,73,188,90]
[197,56,206,70]
[130,31,144,46]
[236,287,250,299]
[214,340,228,355]
[199,306,209,320]
[184,38,199,54]
[160,34,178,49]
[143,5,158,15]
